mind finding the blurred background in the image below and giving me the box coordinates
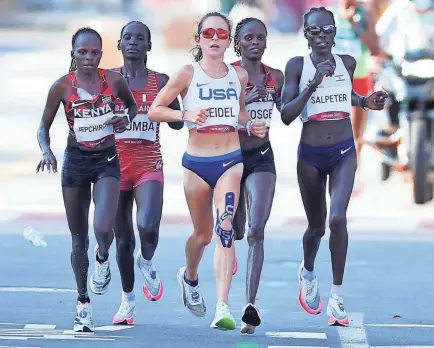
[0,0,433,225]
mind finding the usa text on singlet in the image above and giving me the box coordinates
[65,69,117,148]
[299,54,352,122]
[182,62,241,133]
[114,69,159,144]
[232,61,277,131]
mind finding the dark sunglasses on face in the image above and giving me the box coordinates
[201,28,230,40]
[305,24,336,35]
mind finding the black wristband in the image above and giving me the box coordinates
[307,83,317,92]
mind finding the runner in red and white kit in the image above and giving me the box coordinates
[231,17,284,334]
[36,27,137,332]
[110,21,183,325]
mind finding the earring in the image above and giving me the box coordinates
[333,42,336,47]
[308,43,311,49]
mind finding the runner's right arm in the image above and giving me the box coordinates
[148,65,192,123]
[37,76,67,158]
[148,65,209,126]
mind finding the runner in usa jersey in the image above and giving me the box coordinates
[36,27,137,333]
[231,18,284,335]
[280,7,387,326]
[148,12,267,331]
[111,21,183,325]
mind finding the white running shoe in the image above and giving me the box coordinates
[89,244,111,295]
[327,293,349,326]
[210,301,236,331]
[73,301,94,332]
[240,303,261,334]
[176,266,206,317]
[136,250,163,301]
[112,296,136,325]
[298,261,322,315]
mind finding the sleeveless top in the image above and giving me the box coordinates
[182,62,241,133]
[232,60,278,132]
[64,69,117,149]
[113,68,163,171]
[299,54,352,122]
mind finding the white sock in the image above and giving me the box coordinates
[122,290,135,301]
[139,256,152,268]
[331,284,342,297]
[302,267,315,280]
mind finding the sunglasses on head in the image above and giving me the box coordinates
[201,28,230,40]
[305,24,336,35]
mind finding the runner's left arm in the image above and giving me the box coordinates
[157,73,183,130]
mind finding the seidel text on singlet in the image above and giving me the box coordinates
[299,54,352,122]
[65,69,117,149]
[232,61,278,132]
[113,68,162,172]
[182,62,241,133]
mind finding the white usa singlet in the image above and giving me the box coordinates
[299,54,352,122]
[182,62,241,133]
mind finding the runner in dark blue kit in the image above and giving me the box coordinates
[280,7,387,326]
[36,27,137,332]
[231,17,284,334]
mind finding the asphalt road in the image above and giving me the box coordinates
[0,24,433,348]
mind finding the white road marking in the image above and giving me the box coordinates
[94,326,134,331]
[367,324,434,328]
[0,287,75,293]
[0,338,27,341]
[41,335,114,341]
[268,346,329,348]
[0,346,41,348]
[266,332,327,339]
[371,346,434,348]
[338,312,369,348]
[23,325,55,330]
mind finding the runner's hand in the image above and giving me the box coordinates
[310,60,335,88]
[249,120,267,138]
[36,150,57,173]
[246,86,267,104]
[105,115,129,133]
[184,108,210,126]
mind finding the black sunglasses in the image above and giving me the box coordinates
[305,25,336,35]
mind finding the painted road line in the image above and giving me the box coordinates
[337,312,369,348]
[265,332,327,339]
[0,338,27,341]
[39,335,114,341]
[0,346,41,348]
[23,325,55,330]
[268,346,329,348]
[371,346,434,348]
[366,324,434,328]
[94,326,134,331]
[0,287,76,293]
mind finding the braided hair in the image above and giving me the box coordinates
[191,12,232,62]
[69,27,102,72]
[233,17,267,57]
[303,6,336,30]
[118,21,152,66]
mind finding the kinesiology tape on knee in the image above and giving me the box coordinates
[215,192,235,248]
